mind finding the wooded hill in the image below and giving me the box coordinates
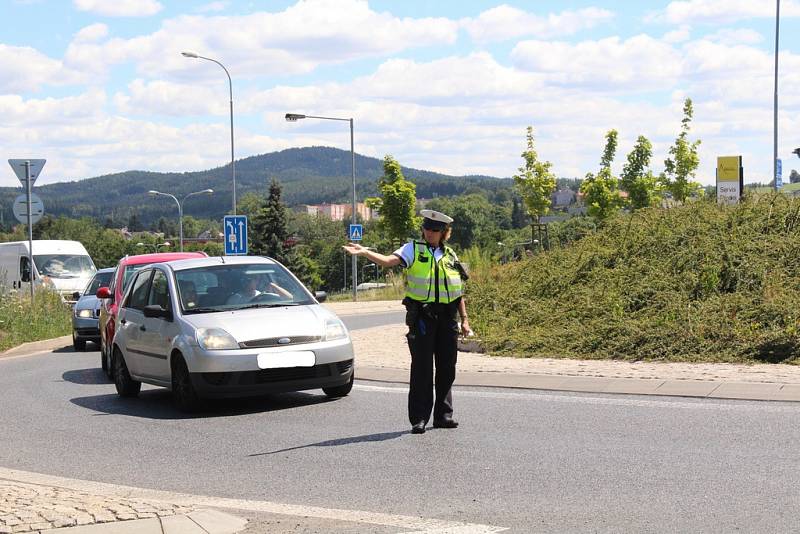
[0,147,511,229]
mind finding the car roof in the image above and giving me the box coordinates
[156,256,278,272]
[95,267,115,274]
[119,252,207,267]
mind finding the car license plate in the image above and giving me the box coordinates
[257,351,315,369]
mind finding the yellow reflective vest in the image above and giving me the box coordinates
[404,240,463,304]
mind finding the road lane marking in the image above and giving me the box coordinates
[354,384,800,413]
[0,467,507,533]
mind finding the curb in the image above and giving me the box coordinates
[1,335,72,359]
[354,366,800,402]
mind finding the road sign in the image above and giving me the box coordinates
[224,215,248,255]
[348,224,363,241]
[8,159,46,187]
[777,158,783,189]
[13,193,44,224]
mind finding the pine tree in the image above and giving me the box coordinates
[251,179,288,261]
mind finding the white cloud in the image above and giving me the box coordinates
[511,35,683,91]
[73,0,163,17]
[662,26,691,44]
[703,28,764,46]
[461,5,614,43]
[655,0,800,25]
[61,0,459,83]
[0,45,86,92]
[74,23,109,43]
[113,79,230,116]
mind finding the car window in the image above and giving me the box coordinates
[147,270,171,310]
[125,270,152,311]
[122,264,149,293]
[85,271,113,295]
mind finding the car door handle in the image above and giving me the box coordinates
[120,319,126,325]
[139,325,146,331]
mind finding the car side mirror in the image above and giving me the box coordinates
[96,286,111,299]
[143,304,173,321]
[72,291,81,301]
[314,291,327,303]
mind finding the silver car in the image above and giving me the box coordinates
[111,256,354,410]
[71,268,115,351]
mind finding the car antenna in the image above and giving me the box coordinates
[219,256,226,264]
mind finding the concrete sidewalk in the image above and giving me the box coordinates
[330,301,800,402]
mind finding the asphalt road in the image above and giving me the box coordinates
[2,315,800,532]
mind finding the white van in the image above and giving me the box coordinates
[0,240,97,304]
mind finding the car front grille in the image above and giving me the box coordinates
[238,335,323,349]
[200,359,353,387]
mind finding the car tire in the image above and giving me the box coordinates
[72,333,86,352]
[113,347,141,398]
[171,354,200,412]
[323,372,354,398]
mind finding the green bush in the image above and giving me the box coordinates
[468,195,800,363]
[0,289,71,352]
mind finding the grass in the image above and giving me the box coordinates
[0,289,72,352]
[468,194,800,364]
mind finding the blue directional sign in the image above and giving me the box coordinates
[224,215,248,255]
[777,158,783,189]
[348,224,363,241]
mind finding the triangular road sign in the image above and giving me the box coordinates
[8,159,46,187]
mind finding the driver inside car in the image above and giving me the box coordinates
[226,277,261,304]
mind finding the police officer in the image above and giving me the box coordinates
[343,209,473,434]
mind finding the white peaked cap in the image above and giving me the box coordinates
[420,209,454,224]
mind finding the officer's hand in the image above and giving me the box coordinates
[343,243,366,256]
[461,318,474,337]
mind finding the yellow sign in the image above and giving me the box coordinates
[717,156,741,182]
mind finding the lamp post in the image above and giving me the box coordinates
[148,189,213,251]
[181,51,236,213]
[137,241,172,253]
[774,0,781,191]
[286,112,358,300]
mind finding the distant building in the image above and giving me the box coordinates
[551,189,576,207]
[298,202,378,221]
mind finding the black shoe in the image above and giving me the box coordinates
[411,421,426,434]
[433,417,459,429]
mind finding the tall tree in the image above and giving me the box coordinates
[251,179,288,261]
[580,129,623,221]
[510,196,530,229]
[513,126,556,224]
[661,98,702,202]
[620,135,658,210]
[365,155,419,244]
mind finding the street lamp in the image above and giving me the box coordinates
[137,241,171,253]
[148,189,213,251]
[182,51,236,214]
[774,0,781,191]
[286,112,358,300]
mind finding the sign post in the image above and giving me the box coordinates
[716,156,743,205]
[8,159,46,305]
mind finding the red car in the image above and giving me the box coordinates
[97,252,207,377]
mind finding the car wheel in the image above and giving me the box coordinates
[113,347,141,398]
[323,372,354,398]
[72,332,86,352]
[171,354,200,412]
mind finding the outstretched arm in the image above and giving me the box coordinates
[458,298,473,336]
[342,243,403,268]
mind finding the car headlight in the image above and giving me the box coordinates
[75,309,93,318]
[196,327,239,350]
[324,319,348,341]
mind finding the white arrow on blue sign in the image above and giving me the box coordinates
[224,215,248,255]
[349,224,363,241]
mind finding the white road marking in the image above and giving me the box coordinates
[0,467,507,533]
[354,383,800,413]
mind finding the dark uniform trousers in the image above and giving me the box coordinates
[404,298,460,424]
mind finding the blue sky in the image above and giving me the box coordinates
[2,0,800,189]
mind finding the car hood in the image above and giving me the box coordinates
[74,295,100,311]
[183,304,343,343]
[48,276,93,294]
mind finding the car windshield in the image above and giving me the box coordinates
[34,254,96,279]
[84,271,113,295]
[176,263,314,313]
